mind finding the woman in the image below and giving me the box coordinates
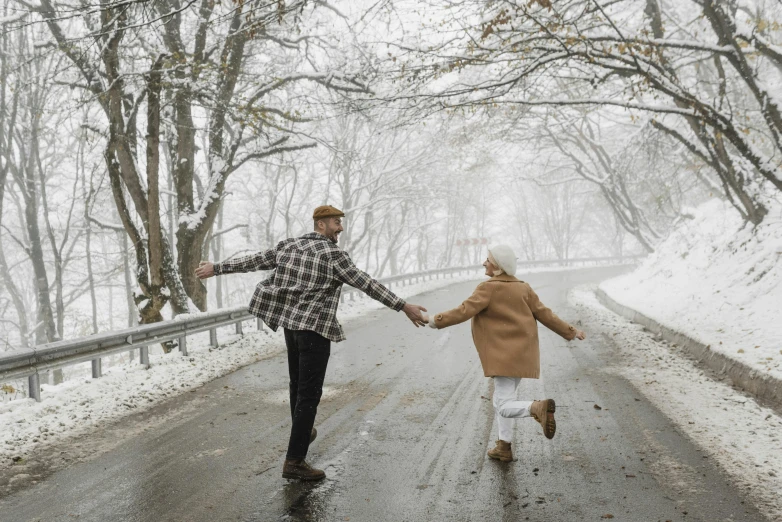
[426,244,586,462]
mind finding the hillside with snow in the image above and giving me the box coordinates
[600,198,782,381]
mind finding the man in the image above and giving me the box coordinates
[195,205,428,481]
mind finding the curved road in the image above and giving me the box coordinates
[0,266,764,521]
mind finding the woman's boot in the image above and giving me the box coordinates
[530,399,556,439]
[487,440,513,462]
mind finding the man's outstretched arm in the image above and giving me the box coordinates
[195,246,278,280]
[332,252,428,327]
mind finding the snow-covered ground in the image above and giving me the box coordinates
[570,287,782,521]
[600,198,782,382]
[580,198,782,519]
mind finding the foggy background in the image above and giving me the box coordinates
[0,0,778,350]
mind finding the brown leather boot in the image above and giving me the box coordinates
[487,440,513,462]
[310,427,317,443]
[530,399,556,439]
[282,459,326,481]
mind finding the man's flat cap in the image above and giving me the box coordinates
[313,205,345,220]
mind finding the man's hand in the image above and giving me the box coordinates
[402,303,428,327]
[574,329,586,340]
[195,261,215,280]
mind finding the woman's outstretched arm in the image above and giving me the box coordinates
[428,282,492,329]
[527,287,585,340]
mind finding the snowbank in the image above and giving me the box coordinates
[570,287,782,521]
[600,198,782,382]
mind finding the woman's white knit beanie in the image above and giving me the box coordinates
[488,244,517,276]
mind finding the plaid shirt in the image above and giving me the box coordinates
[214,232,406,342]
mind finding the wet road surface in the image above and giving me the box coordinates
[0,266,765,521]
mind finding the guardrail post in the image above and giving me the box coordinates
[180,335,188,356]
[257,318,264,330]
[140,346,150,368]
[92,359,102,378]
[209,328,217,348]
[28,374,41,402]
[236,321,243,335]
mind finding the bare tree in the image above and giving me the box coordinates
[20,0,367,321]
[386,0,782,225]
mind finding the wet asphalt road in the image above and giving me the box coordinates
[0,266,765,522]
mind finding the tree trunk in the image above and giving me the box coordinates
[20,116,58,345]
[0,26,29,348]
[82,146,99,335]
[121,233,136,327]
[211,204,225,308]
[139,57,169,326]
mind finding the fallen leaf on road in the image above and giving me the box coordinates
[625,474,636,478]
[594,404,602,410]
[601,515,614,519]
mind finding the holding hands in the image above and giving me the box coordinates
[423,313,438,329]
[402,303,429,327]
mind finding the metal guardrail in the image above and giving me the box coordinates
[0,255,642,401]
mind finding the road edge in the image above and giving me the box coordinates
[595,287,782,412]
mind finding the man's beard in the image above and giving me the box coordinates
[327,232,339,243]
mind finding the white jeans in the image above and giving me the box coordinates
[493,376,533,442]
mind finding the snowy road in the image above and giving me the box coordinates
[0,267,767,521]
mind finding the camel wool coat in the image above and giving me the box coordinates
[432,274,577,378]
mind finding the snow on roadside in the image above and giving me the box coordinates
[570,286,782,521]
[600,198,782,382]
[0,270,481,470]
[0,330,283,470]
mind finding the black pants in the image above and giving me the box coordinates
[283,328,331,460]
